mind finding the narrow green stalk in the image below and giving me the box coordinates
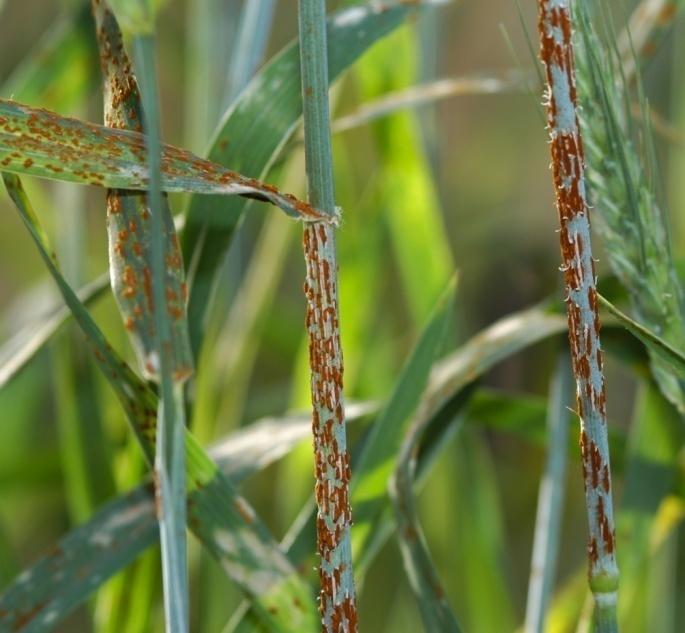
[537,2,619,630]
[524,353,574,633]
[132,35,189,633]
[297,0,357,630]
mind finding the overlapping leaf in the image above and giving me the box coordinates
[92,0,192,383]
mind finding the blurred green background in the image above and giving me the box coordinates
[0,0,683,631]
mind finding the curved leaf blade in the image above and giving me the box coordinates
[92,0,192,382]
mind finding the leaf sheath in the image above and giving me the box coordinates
[537,1,619,628]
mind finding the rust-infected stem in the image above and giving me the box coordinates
[537,1,619,630]
[298,0,358,630]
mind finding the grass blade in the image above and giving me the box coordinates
[297,0,358,627]
[537,2,619,628]
[0,99,330,223]
[387,321,461,632]
[0,484,159,633]
[387,306,567,631]
[93,6,193,623]
[524,353,574,633]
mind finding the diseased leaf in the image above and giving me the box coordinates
[0,99,332,223]
[0,405,378,632]
[0,484,158,633]
[3,172,158,461]
[93,0,192,382]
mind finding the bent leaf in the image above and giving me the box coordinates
[389,306,568,630]
[351,276,457,568]
[0,99,331,224]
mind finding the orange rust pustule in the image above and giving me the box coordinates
[303,223,358,632]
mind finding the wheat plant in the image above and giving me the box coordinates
[0,1,684,632]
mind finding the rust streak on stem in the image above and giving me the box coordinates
[537,0,619,624]
[303,222,357,632]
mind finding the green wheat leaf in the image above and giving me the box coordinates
[0,404,378,632]
[389,305,569,630]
